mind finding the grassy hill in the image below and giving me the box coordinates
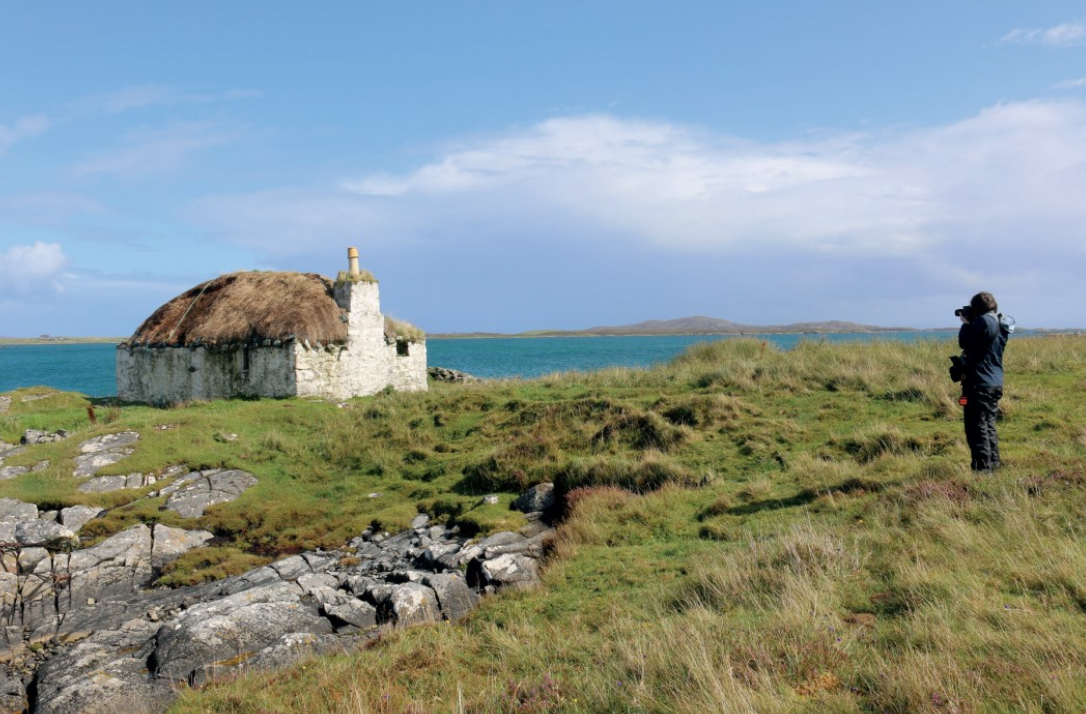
[2,335,1085,712]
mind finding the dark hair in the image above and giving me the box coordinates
[970,292,997,315]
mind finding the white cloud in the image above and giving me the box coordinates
[1053,76,1086,89]
[0,242,71,295]
[70,121,242,178]
[73,85,264,115]
[194,101,1086,265]
[0,115,50,156]
[1001,22,1086,46]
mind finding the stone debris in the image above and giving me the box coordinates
[0,445,26,468]
[427,367,479,383]
[0,466,28,482]
[14,521,78,548]
[150,524,214,569]
[0,460,51,481]
[78,432,140,455]
[512,482,556,514]
[21,429,70,445]
[58,506,105,532]
[78,463,189,494]
[0,486,555,713]
[0,396,11,414]
[72,431,140,478]
[163,469,259,518]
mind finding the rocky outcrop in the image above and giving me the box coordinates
[78,464,188,494]
[159,469,258,518]
[72,432,139,479]
[20,431,69,447]
[512,482,556,514]
[0,489,556,714]
[0,446,29,484]
[427,367,479,383]
[0,462,48,483]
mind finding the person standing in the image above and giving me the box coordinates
[958,291,1011,472]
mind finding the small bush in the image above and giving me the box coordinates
[459,436,560,493]
[554,451,699,494]
[593,411,686,452]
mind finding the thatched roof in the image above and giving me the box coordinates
[125,271,348,347]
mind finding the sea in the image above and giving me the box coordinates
[0,333,960,398]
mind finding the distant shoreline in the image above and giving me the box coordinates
[0,337,125,346]
[2,329,1079,346]
[428,329,958,340]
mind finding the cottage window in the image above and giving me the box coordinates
[397,340,410,357]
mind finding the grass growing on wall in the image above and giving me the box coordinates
[3,335,1086,711]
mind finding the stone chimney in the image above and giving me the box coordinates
[347,246,360,278]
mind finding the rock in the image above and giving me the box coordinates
[0,396,11,414]
[14,520,78,547]
[196,632,357,684]
[476,531,527,555]
[154,599,332,683]
[519,514,553,538]
[268,555,316,582]
[0,445,25,461]
[324,598,378,630]
[150,524,214,569]
[33,621,171,714]
[16,547,51,573]
[78,472,156,493]
[3,488,552,713]
[165,469,258,518]
[60,505,106,531]
[67,525,154,603]
[476,553,541,589]
[73,451,134,479]
[512,482,556,514]
[296,573,339,595]
[21,428,69,445]
[427,367,479,383]
[483,494,500,505]
[410,513,430,529]
[72,432,139,478]
[0,498,38,523]
[151,469,205,497]
[0,465,28,480]
[386,582,440,626]
[423,573,478,621]
[0,667,26,713]
[78,432,140,454]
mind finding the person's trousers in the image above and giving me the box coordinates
[964,386,1002,472]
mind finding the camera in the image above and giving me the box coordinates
[948,354,965,382]
[954,305,972,319]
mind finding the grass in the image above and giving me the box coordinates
[3,335,1086,712]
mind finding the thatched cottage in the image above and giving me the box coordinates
[117,248,427,403]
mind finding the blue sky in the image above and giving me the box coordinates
[1,1,1084,335]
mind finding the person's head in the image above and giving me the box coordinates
[970,291,998,315]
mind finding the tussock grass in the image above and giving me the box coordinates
[4,335,1086,712]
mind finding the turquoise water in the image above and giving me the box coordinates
[0,333,955,397]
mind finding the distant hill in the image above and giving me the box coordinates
[431,316,916,338]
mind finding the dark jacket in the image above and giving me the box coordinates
[958,312,1009,389]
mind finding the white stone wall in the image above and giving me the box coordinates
[386,340,428,392]
[117,345,296,403]
[118,277,427,403]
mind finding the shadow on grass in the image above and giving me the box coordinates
[713,477,891,518]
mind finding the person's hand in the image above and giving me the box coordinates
[960,314,970,325]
